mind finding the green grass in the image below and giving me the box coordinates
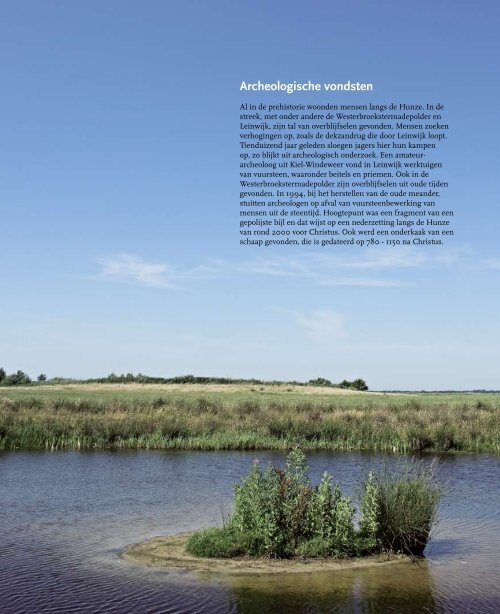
[0,384,499,452]
[185,527,258,558]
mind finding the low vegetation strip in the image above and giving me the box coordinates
[0,369,368,390]
[0,384,498,452]
[185,450,441,559]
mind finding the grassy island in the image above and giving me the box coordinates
[185,450,441,560]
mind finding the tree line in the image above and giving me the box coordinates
[0,368,368,390]
[0,368,46,385]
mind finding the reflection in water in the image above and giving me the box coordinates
[0,450,499,613]
[225,560,438,613]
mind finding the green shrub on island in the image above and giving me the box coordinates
[185,450,441,559]
[369,460,441,555]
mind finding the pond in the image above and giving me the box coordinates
[0,450,498,613]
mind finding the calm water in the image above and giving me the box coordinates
[0,450,499,613]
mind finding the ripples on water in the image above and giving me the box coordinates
[0,451,499,613]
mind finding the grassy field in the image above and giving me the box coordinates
[0,383,498,453]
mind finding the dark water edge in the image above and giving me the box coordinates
[0,450,499,613]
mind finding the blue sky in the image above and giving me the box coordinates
[1,0,499,389]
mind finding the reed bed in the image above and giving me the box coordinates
[0,385,498,452]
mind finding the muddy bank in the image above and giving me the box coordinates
[122,533,410,575]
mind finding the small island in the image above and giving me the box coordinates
[123,450,441,573]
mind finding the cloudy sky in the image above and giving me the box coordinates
[1,0,499,389]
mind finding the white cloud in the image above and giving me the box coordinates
[96,254,227,288]
[294,309,347,342]
[312,276,403,287]
[96,246,468,289]
[236,249,440,286]
[98,254,179,288]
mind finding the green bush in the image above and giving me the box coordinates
[294,536,330,557]
[358,470,380,549]
[1,370,32,386]
[185,527,257,558]
[186,450,441,560]
[367,460,441,556]
[308,378,333,387]
[338,378,369,391]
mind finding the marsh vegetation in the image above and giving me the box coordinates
[0,383,498,452]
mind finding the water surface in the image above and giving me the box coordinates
[1,451,498,613]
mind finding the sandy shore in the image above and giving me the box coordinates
[122,533,410,575]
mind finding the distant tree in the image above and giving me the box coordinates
[3,370,32,385]
[37,373,47,382]
[308,377,333,387]
[338,378,368,391]
[338,379,352,389]
[351,378,368,391]
[0,367,6,383]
